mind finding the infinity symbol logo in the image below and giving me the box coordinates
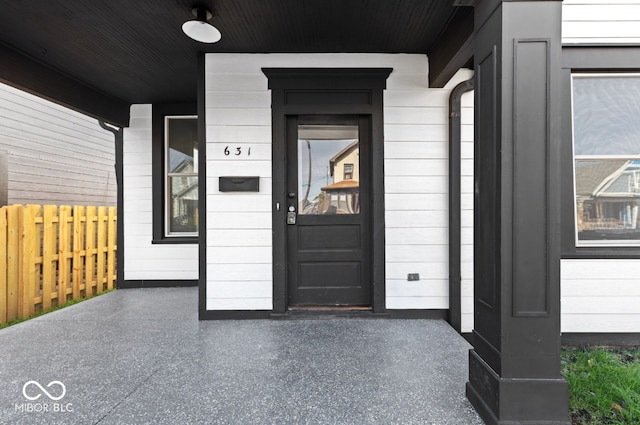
[22,381,66,401]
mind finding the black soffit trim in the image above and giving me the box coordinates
[0,42,130,127]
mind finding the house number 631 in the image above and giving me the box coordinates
[224,146,251,157]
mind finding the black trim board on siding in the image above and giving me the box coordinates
[387,309,448,319]
[200,310,272,320]
[119,280,198,288]
[197,53,208,320]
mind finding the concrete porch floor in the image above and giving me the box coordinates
[0,288,483,425]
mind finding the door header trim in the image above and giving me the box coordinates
[262,68,393,90]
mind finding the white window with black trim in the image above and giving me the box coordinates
[571,73,640,246]
[165,115,198,236]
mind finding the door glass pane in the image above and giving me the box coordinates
[298,124,359,215]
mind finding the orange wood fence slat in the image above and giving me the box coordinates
[107,207,116,290]
[85,206,96,298]
[0,204,117,324]
[58,206,72,305]
[72,206,85,299]
[6,205,20,321]
[42,205,56,311]
[0,207,7,323]
[22,205,39,317]
[96,206,106,294]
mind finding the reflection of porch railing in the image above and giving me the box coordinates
[581,218,626,230]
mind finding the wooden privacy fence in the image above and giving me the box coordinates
[0,205,117,324]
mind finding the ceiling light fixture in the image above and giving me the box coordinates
[182,7,221,43]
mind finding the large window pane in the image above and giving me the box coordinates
[166,116,198,235]
[573,76,640,156]
[572,75,640,245]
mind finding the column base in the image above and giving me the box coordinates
[466,350,570,425]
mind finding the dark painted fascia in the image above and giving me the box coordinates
[1,42,130,127]
[428,7,474,88]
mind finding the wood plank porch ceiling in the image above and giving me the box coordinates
[0,0,472,124]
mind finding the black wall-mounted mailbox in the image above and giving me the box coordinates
[219,176,260,192]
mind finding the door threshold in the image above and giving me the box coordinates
[271,306,390,320]
[288,305,372,311]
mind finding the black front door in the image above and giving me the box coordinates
[286,115,371,307]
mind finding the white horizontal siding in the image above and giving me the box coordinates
[386,262,448,280]
[205,53,472,311]
[384,66,473,311]
[207,298,272,310]
[0,82,116,206]
[387,280,448,297]
[561,259,640,332]
[563,1,640,43]
[206,55,274,310]
[122,104,198,281]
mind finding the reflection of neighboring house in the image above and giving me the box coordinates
[320,141,359,214]
[576,160,640,231]
[170,159,198,231]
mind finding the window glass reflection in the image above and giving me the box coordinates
[166,116,198,235]
[572,75,640,244]
[573,76,640,156]
[297,125,359,215]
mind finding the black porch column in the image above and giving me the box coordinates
[467,1,570,424]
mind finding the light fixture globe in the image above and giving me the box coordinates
[182,7,221,43]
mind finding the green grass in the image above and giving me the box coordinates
[562,346,640,424]
[0,288,115,330]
